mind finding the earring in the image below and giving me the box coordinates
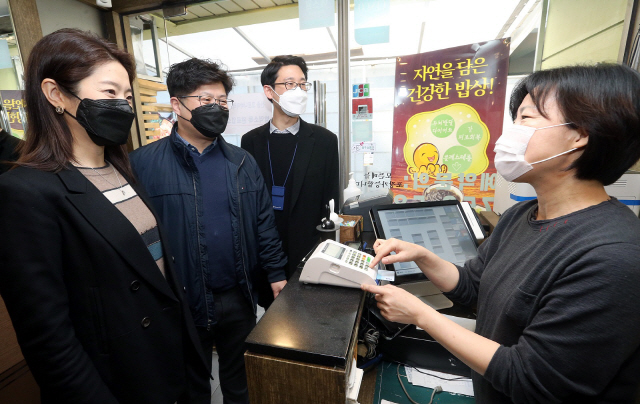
[55,106,64,114]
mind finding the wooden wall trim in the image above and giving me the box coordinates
[0,359,40,404]
[0,296,23,376]
[102,11,143,151]
[7,0,43,65]
[0,296,40,403]
[121,15,146,149]
[103,10,125,49]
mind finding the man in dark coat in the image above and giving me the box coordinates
[241,55,340,308]
[130,58,287,404]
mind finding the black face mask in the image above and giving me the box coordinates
[65,93,135,146]
[178,101,229,139]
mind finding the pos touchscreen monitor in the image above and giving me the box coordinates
[370,200,479,284]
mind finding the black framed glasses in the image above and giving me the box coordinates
[273,82,313,92]
[177,95,234,109]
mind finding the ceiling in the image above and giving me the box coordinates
[0,0,539,74]
[139,0,537,73]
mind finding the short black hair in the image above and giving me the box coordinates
[166,58,234,97]
[510,64,640,186]
[260,55,308,87]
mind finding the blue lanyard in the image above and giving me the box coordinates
[268,136,298,211]
[267,138,298,187]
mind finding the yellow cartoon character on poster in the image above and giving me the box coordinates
[412,143,448,176]
[404,103,490,179]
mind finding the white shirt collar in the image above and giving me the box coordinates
[269,119,300,135]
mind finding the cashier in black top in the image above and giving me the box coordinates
[363,64,640,403]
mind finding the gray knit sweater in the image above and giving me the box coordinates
[445,199,640,403]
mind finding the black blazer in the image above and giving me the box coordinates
[0,166,210,404]
[0,129,21,174]
[241,119,340,278]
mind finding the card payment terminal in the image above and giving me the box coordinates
[300,239,379,288]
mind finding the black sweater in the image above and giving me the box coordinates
[445,199,640,403]
[266,132,298,260]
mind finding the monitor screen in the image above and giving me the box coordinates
[372,201,478,281]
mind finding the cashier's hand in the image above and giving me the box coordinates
[361,284,425,325]
[271,280,287,299]
[368,238,428,269]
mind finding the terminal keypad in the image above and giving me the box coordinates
[344,250,372,271]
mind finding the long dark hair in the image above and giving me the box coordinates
[17,28,136,179]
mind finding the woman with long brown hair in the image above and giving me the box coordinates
[0,29,210,404]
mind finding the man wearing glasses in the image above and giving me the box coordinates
[242,55,340,308]
[130,58,287,404]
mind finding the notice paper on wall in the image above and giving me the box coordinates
[352,120,373,142]
[223,93,272,135]
[405,366,474,396]
[363,153,374,166]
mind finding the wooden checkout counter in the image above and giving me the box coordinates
[245,269,368,404]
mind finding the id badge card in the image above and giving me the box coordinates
[272,185,285,211]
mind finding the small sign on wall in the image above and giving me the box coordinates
[352,96,373,142]
[352,141,376,153]
[353,83,370,98]
[364,152,374,166]
[0,90,25,139]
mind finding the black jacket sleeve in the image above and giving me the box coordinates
[0,174,119,403]
[240,132,253,155]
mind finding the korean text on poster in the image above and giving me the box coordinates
[390,39,510,210]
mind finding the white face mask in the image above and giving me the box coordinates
[271,86,308,117]
[494,123,577,182]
